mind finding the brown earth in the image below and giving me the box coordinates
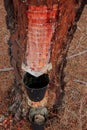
[0,0,87,130]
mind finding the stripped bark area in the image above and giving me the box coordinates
[4,0,84,122]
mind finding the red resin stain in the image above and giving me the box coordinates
[24,4,58,76]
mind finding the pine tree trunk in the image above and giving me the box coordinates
[4,0,84,122]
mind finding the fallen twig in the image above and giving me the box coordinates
[67,49,87,59]
[0,67,14,72]
[70,34,86,54]
[74,79,87,86]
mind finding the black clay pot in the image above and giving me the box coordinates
[25,85,47,102]
[23,73,49,102]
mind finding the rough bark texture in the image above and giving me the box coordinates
[4,0,85,122]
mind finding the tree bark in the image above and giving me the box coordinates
[4,0,85,122]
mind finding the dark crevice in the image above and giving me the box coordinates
[75,0,86,22]
[4,0,15,32]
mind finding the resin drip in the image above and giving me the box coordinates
[22,4,58,77]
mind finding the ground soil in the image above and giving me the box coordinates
[0,0,87,130]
